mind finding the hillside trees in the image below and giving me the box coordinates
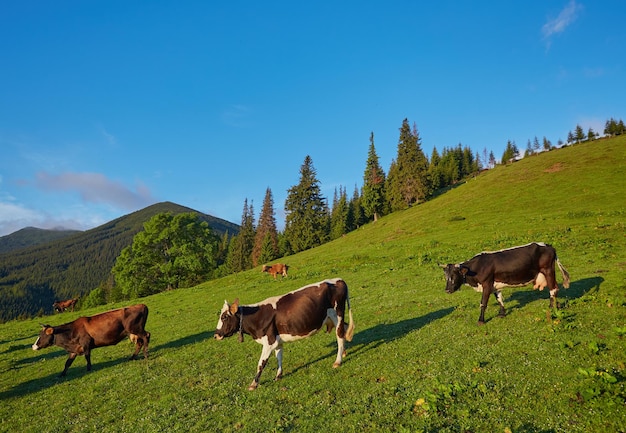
[386,119,429,211]
[284,155,329,253]
[361,132,387,222]
[112,212,220,298]
[226,199,256,273]
[252,188,279,266]
[501,140,519,163]
[604,117,625,136]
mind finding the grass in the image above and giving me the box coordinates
[1,137,625,433]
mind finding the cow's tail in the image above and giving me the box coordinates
[345,296,355,342]
[556,257,570,289]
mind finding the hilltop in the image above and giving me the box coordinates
[0,202,239,321]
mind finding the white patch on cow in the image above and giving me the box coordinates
[549,288,558,298]
[534,273,547,290]
[474,279,536,292]
[32,337,40,351]
[495,291,505,308]
[251,278,345,309]
[477,242,546,256]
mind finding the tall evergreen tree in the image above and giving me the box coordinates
[361,132,386,222]
[252,188,279,267]
[226,199,255,273]
[501,140,519,164]
[330,186,349,239]
[284,155,329,253]
[349,184,366,229]
[386,119,429,211]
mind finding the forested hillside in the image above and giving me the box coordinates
[0,227,81,254]
[0,202,239,322]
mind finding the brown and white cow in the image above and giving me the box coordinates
[442,242,570,324]
[53,298,78,313]
[214,278,355,390]
[32,304,150,377]
[261,263,289,279]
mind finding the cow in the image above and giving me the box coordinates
[32,304,150,377]
[442,242,570,325]
[261,263,289,279]
[214,278,355,390]
[53,298,78,313]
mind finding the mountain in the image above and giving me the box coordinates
[0,227,82,254]
[0,202,239,322]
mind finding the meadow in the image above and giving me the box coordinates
[1,137,625,432]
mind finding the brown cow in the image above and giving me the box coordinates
[261,263,289,279]
[32,304,150,377]
[53,298,78,313]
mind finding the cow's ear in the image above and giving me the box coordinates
[229,298,239,314]
[45,327,54,336]
[459,266,469,275]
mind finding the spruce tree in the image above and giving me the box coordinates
[386,119,429,211]
[284,155,329,253]
[361,132,386,222]
[226,199,255,273]
[330,186,349,239]
[252,188,279,266]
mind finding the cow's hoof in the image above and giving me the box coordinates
[332,362,341,368]
[477,321,485,326]
[248,382,259,391]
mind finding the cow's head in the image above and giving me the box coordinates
[32,325,55,351]
[214,299,240,340]
[441,264,472,294]
[261,265,270,272]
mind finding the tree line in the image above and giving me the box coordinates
[19,116,626,312]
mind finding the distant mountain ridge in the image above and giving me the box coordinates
[0,202,239,322]
[0,227,82,254]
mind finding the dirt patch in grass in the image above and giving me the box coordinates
[544,162,565,173]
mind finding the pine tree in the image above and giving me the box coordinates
[226,199,255,273]
[361,132,386,222]
[542,137,552,151]
[330,186,349,239]
[284,155,329,253]
[386,119,429,211]
[252,188,279,267]
[349,185,366,229]
[574,125,585,143]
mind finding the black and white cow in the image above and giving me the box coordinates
[214,278,355,390]
[442,242,570,324]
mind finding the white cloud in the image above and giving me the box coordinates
[34,171,155,211]
[542,1,583,45]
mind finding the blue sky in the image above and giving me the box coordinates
[1,1,624,236]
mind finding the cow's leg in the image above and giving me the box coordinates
[549,287,559,309]
[478,283,492,325]
[60,353,78,377]
[274,345,283,381]
[493,290,506,317]
[545,268,559,309]
[249,338,278,390]
[85,351,92,371]
[326,309,347,367]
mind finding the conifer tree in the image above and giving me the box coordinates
[361,132,386,222]
[252,188,279,267]
[284,155,328,253]
[330,186,349,239]
[386,119,429,211]
[226,199,255,273]
[349,184,366,229]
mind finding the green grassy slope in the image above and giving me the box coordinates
[1,137,624,432]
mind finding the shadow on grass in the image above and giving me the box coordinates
[350,306,455,351]
[284,307,455,378]
[506,276,604,312]
[0,355,143,400]
[1,331,210,400]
